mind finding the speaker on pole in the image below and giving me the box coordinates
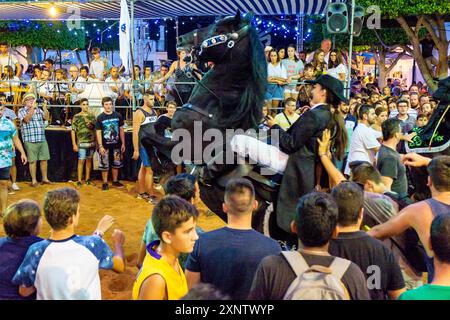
[326,3,348,34]
[352,5,365,37]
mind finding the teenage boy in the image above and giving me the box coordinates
[248,191,370,300]
[133,195,199,300]
[71,98,96,187]
[274,98,299,131]
[89,47,109,81]
[185,178,281,300]
[329,181,406,300]
[12,187,125,300]
[399,215,450,300]
[95,96,125,190]
[136,173,202,269]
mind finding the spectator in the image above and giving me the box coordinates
[49,68,71,125]
[71,98,96,187]
[105,66,130,120]
[185,178,281,300]
[388,98,397,114]
[391,99,416,134]
[420,33,438,77]
[420,102,433,117]
[416,113,429,128]
[132,195,199,300]
[0,103,27,215]
[89,47,109,80]
[153,64,171,107]
[95,96,125,191]
[311,49,327,78]
[371,105,388,135]
[344,104,380,175]
[298,50,306,64]
[318,130,399,224]
[136,173,202,269]
[368,154,450,282]
[12,188,125,300]
[263,45,273,60]
[18,93,52,187]
[248,191,370,300]
[327,49,347,82]
[336,100,356,171]
[0,200,43,300]
[0,42,21,77]
[274,98,299,131]
[296,63,315,107]
[132,91,158,202]
[265,49,287,112]
[44,59,54,75]
[329,181,405,300]
[142,65,154,93]
[36,68,53,102]
[0,66,20,102]
[155,100,176,138]
[282,44,304,101]
[382,86,391,100]
[419,94,430,107]
[277,46,286,60]
[409,92,421,112]
[377,119,408,198]
[399,215,450,300]
[0,94,20,192]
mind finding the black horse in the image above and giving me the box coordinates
[142,12,282,233]
[406,76,450,200]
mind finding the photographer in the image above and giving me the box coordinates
[18,93,52,187]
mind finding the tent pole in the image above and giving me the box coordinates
[296,14,304,52]
[346,0,355,100]
[130,0,136,114]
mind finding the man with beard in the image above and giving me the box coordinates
[344,105,380,176]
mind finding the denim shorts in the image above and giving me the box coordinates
[0,166,11,180]
[78,147,95,160]
[140,146,152,168]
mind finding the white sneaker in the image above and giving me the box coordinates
[11,183,20,191]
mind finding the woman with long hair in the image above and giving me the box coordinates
[327,49,347,82]
[155,48,201,106]
[311,49,327,78]
[265,49,287,112]
[282,44,304,102]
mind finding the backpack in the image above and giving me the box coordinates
[282,251,351,300]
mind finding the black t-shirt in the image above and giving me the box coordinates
[377,145,408,197]
[248,251,371,300]
[95,111,124,149]
[329,231,405,300]
[185,227,281,300]
[420,38,434,58]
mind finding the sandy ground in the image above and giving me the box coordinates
[0,180,225,300]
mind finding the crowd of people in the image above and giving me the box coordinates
[0,36,449,301]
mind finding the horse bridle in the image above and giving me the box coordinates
[179,25,250,121]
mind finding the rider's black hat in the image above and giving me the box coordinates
[305,74,349,104]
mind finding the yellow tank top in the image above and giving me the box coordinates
[132,241,188,300]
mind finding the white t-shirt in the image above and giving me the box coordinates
[0,54,19,74]
[12,235,114,300]
[267,62,287,79]
[90,59,106,80]
[344,122,381,175]
[327,63,348,80]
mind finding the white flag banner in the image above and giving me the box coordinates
[119,0,131,73]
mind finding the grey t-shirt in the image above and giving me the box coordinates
[377,145,408,197]
[248,252,371,300]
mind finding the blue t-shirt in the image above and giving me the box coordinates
[185,227,281,299]
[12,235,114,300]
[0,116,17,168]
[0,235,43,300]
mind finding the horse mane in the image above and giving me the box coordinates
[217,17,267,130]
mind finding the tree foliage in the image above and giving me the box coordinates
[356,0,450,18]
[0,21,84,50]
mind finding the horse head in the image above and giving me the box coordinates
[172,11,266,136]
